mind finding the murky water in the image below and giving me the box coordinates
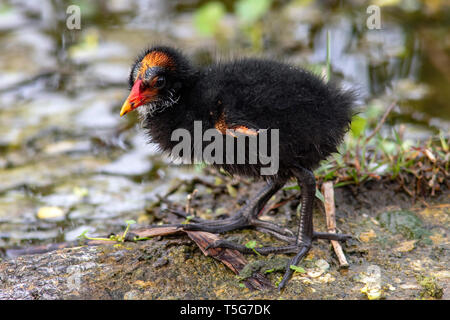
[0,0,448,252]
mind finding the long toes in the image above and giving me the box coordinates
[207,239,301,256]
[250,219,295,237]
[278,245,311,290]
[255,245,299,255]
[180,223,220,233]
[180,219,249,233]
[182,219,229,227]
[254,228,297,244]
[313,232,352,241]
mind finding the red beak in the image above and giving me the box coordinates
[120,80,145,117]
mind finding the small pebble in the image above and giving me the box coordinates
[315,259,330,271]
[153,257,168,268]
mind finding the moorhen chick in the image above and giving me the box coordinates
[120,46,355,289]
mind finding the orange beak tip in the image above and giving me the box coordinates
[119,100,133,117]
[120,80,145,117]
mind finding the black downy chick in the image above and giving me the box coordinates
[120,46,356,289]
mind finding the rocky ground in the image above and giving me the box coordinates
[0,180,448,300]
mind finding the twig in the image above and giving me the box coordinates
[185,189,198,216]
[364,101,397,144]
[321,181,349,268]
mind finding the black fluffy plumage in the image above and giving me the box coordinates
[129,46,355,180]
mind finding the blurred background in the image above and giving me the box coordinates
[0,0,448,253]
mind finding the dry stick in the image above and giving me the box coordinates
[185,189,198,216]
[364,101,397,144]
[321,181,349,268]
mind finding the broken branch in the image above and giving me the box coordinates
[321,181,349,268]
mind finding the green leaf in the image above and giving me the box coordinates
[275,276,282,287]
[245,240,257,249]
[226,184,238,198]
[351,115,367,138]
[315,188,325,203]
[334,181,356,188]
[235,0,272,25]
[125,220,136,225]
[194,2,226,36]
[182,215,195,224]
[245,240,261,255]
[290,265,306,273]
[283,185,300,191]
[78,230,88,240]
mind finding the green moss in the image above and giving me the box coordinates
[418,276,443,299]
[377,210,430,240]
[238,256,289,280]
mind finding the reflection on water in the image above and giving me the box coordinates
[0,0,448,251]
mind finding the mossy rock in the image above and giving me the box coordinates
[418,276,443,299]
[377,210,430,240]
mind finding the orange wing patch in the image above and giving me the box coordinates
[214,112,258,137]
[215,112,228,135]
[233,126,258,136]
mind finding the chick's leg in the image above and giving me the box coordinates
[180,177,292,236]
[206,166,350,290]
[277,166,316,289]
[205,167,315,279]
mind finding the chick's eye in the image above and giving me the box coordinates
[154,76,166,89]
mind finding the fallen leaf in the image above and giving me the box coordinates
[359,229,377,242]
[395,240,417,252]
[360,284,383,300]
[290,265,306,273]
